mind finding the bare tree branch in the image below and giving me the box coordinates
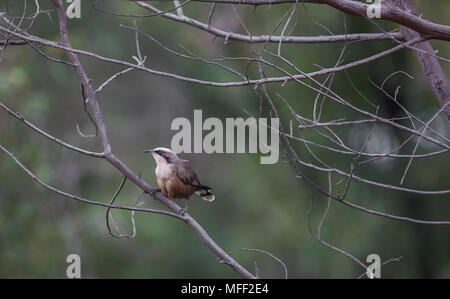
[0,102,105,158]
[397,0,450,119]
[135,1,404,44]
[159,0,450,41]
[47,0,257,279]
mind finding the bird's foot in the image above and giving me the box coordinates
[179,207,188,216]
[148,188,161,196]
[180,199,189,216]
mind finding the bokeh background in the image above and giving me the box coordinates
[1,0,449,278]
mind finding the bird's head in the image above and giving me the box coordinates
[144,147,179,165]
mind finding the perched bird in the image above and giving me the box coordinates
[144,147,214,214]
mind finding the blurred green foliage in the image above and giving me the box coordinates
[0,0,449,278]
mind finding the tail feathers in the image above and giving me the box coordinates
[202,194,215,202]
[195,185,215,202]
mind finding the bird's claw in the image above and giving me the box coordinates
[148,188,161,196]
[179,207,187,216]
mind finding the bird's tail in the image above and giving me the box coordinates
[195,185,215,202]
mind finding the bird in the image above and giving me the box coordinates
[144,147,214,215]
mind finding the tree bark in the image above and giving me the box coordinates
[397,0,450,119]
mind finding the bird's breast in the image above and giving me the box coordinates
[155,163,174,180]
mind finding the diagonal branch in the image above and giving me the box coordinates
[397,0,450,119]
[0,102,105,158]
[49,0,256,279]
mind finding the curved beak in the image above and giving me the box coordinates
[143,149,155,153]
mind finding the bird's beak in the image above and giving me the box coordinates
[143,149,155,153]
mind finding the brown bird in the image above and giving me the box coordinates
[144,147,214,214]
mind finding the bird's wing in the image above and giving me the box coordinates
[175,161,201,188]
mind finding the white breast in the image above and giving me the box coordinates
[155,162,173,180]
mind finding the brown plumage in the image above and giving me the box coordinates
[144,147,214,214]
